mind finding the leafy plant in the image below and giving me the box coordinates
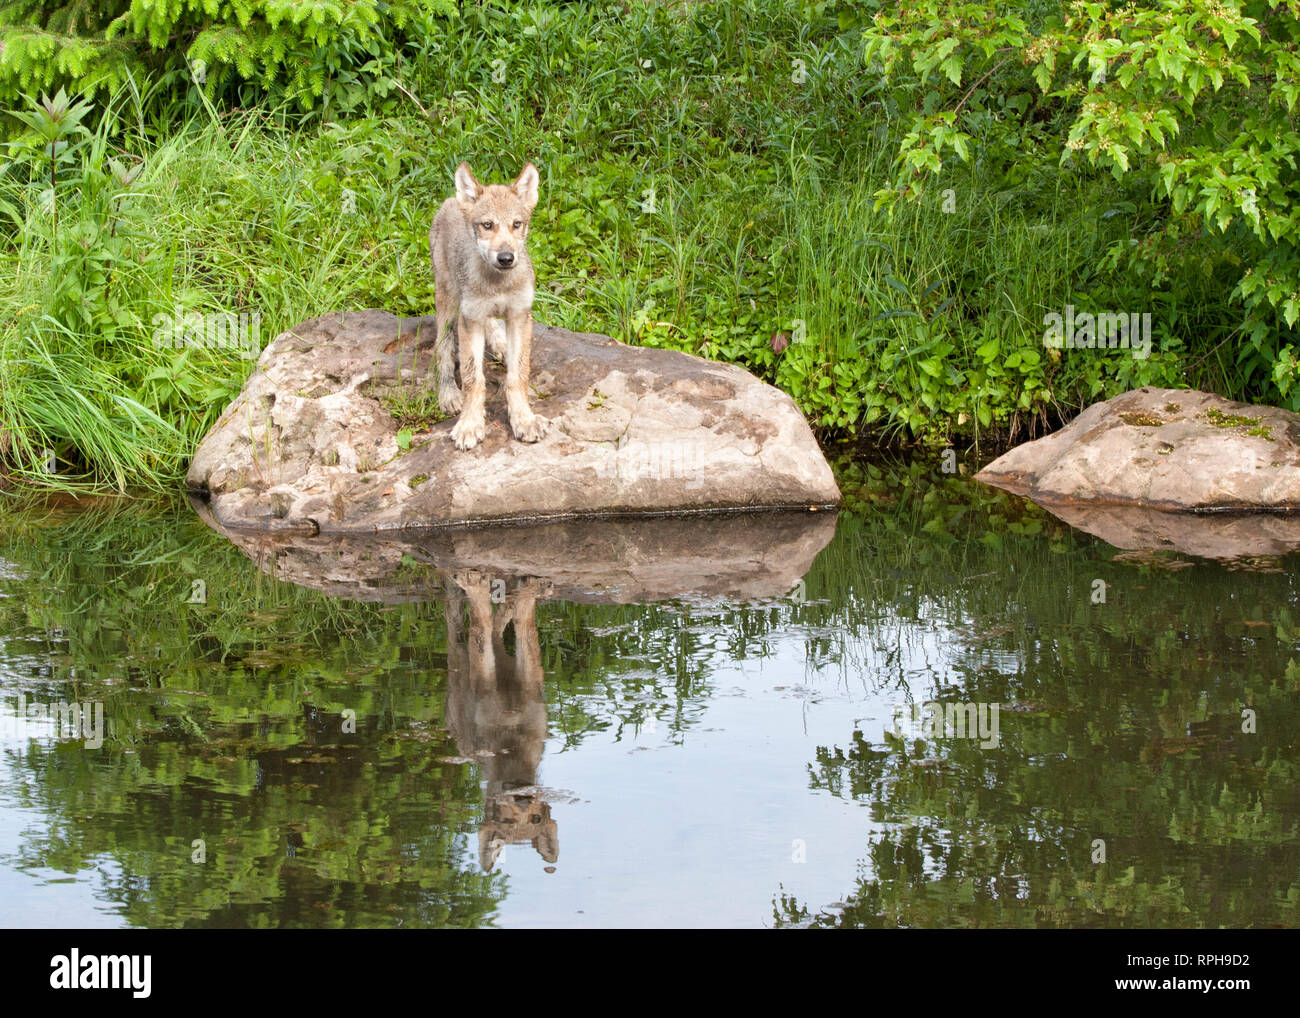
[861,0,1300,408]
[0,0,457,113]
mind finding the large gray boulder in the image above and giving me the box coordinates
[976,386,1300,511]
[186,310,840,532]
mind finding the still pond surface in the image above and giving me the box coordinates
[1,460,1297,928]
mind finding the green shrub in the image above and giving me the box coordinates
[0,0,455,112]
[858,0,1300,409]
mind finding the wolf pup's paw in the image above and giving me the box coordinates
[438,385,464,415]
[451,569,490,595]
[451,413,486,450]
[512,413,550,443]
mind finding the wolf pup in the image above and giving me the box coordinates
[430,161,549,451]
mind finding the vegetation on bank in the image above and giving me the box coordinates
[0,0,1296,491]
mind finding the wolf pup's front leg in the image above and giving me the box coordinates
[505,309,548,443]
[451,312,488,450]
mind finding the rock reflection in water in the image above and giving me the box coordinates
[190,502,837,870]
[1024,501,1300,562]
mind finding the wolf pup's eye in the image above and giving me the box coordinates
[513,220,522,229]
[481,221,494,231]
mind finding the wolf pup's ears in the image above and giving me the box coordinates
[454,162,483,209]
[513,163,540,209]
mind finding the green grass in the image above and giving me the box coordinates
[0,0,1263,491]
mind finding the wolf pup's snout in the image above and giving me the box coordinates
[429,161,549,451]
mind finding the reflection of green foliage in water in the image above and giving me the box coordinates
[0,497,503,927]
[0,496,812,925]
[2,463,1298,928]
[775,458,1300,928]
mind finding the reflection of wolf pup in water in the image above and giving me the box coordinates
[443,570,557,871]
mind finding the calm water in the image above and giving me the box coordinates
[1,461,1297,928]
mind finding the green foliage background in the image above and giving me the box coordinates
[0,0,456,111]
[0,0,1296,490]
